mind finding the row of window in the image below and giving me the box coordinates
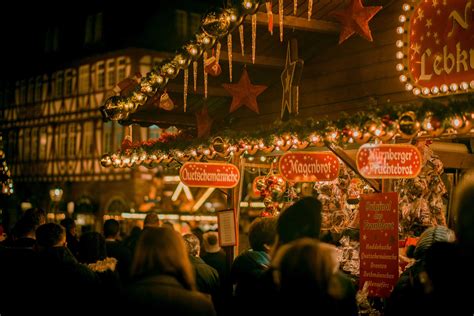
[6,124,162,162]
[14,56,130,106]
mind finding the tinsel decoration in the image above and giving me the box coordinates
[193,61,198,92]
[239,25,245,56]
[227,34,233,82]
[294,0,298,15]
[308,0,313,20]
[279,0,284,42]
[252,14,257,64]
[203,51,208,99]
[183,68,188,112]
[395,140,447,236]
[265,1,273,35]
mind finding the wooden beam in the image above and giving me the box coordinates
[436,152,474,169]
[246,12,340,34]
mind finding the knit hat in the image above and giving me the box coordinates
[413,226,455,260]
[203,232,221,253]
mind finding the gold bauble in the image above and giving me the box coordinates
[398,111,420,139]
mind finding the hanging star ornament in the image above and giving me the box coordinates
[331,0,382,44]
[281,42,296,119]
[222,68,267,114]
[195,104,214,138]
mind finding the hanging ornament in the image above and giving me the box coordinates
[159,91,175,111]
[398,111,420,139]
[216,41,221,64]
[226,7,245,33]
[204,54,222,77]
[252,14,257,64]
[331,0,382,44]
[174,49,192,70]
[210,136,229,155]
[203,51,208,99]
[184,41,204,61]
[100,154,113,168]
[279,0,284,42]
[193,61,198,92]
[183,68,188,112]
[281,42,296,119]
[422,113,444,137]
[308,0,313,20]
[222,68,267,114]
[451,115,472,134]
[237,0,261,15]
[195,105,214,138]
[227,34,233,82]
[195,32,216,51]
[265,1,273,35]
[352,128,371,144]
[239,25,245,56]
[294,0,298,15]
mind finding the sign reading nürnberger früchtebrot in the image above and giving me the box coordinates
[356,144,422,179]
[179,162,240,188]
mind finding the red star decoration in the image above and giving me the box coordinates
[331,0,382,44]
[195,105,213,138]
[222,68,267,114]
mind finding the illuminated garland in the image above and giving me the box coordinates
[0,135,14,195]
[100,95,474,168]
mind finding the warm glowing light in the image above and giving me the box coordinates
[402,3,410,11]
[396,63,404,71]
[396,27,404,34]
[452,117,462,128]
[422,87,430,95]
[399,75,407,82]
[413,88,421,95]
[450,83,458,92]
[399,15,406,22]
[396,51,404,59]
[396,40,404,48]
[260,156,266,162]
[440,84,449,93]
[460,82,469,90]
[405,83,413,91]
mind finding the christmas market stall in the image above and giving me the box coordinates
[98,0,474,310]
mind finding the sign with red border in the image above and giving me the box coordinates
[278,152,340,182]
[179,162,240,188]
[217,209,237,247]
[356,144,422,179]
[360,192,399,298]
[397,0,474,97]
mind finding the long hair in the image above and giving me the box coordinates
[131,227,196,291]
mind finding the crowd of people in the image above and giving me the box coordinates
[0,178,473,315]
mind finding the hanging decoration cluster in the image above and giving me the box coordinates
[0,135,14,195]
[100,96,474,168]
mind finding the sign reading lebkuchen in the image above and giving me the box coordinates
[179,162,240,188]
[360,192,399,298]
[278,152,340,182]
[398,0,474,97]
[356,144,422,179]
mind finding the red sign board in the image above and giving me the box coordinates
[360,192,399,298]
[356,144,422,179]
[179,162,240,188]
[401,0,474,97]
[278,152,340,182]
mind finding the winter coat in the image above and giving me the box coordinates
[125,274,216,316]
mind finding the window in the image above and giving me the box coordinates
[176,10,188,39]
[85,15,93,44]
[114,122,123,150]
[103,122,113,153]
[58,125,67,158]
[106,59,115,88]
[83,122,94,157]
[117,57,127,82]
[18,130,23,160]
[96,61,105,90]
[55,71,64,98]
[20,80,27,105]
[7,130,17,160]
[35,76,42,101]
[31,128,38,160]
[95,12,103,42]
[27,78,34,103]
[24,128,31,160]
[79,65,90,94]
[65,69,74,96]
[148,125,161,139]
[39,127,47,160]
[189,13,201,34]
[67,124,76,157]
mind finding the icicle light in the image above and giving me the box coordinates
[227,34,233,82]
[294,0,298,15]
[252,14,257,64]
[239,25,245,56]
[279,0,284,42]
[308,0,313,20]
[184,68,188,112]
[265,1,273,35]
[216,41,221,64]
[295,86,299,114]
[203,51,208,99]
[193,61,198,92]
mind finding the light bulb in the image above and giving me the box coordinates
[460,82,469,90]
[413,88,421,95]
[399,75,407,82]
[440,84,449,93]
[402,4,410,11]
[431,86,439,94]
[396,27,404,34]
[396,51,404,59]
[450,83,458,92]
[396,40,404,48]
[405,83,413,91]
[396,63,404,71]
[399,15,407,23]
[422,87,430,95]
